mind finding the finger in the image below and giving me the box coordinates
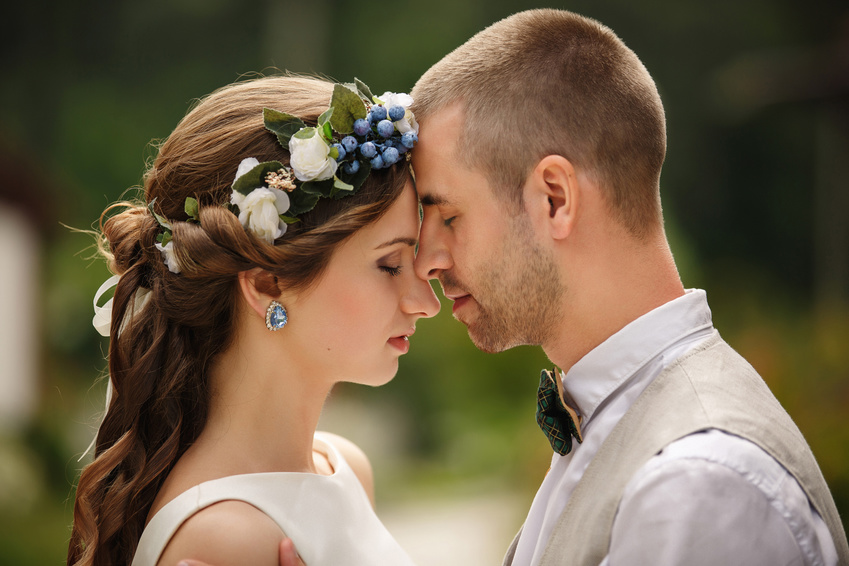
[279,538,305,566]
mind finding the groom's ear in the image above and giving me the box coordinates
[523,155,579,241]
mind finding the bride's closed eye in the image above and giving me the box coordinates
[378,250,404,277]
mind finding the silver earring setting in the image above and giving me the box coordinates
[266,300,288,331]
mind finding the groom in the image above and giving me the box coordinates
[413,8,847,565]
[404,8,848,565]
[190,8,849,565]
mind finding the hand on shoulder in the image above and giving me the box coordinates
[158,500,285,566]
[316,431,375,507]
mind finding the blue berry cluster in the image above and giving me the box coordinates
[332,103,418,175]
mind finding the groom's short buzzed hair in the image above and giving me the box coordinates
[411,9,666,238]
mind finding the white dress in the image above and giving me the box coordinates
[131,433,415,566]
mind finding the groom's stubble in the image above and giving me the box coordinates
[443,213,563,354]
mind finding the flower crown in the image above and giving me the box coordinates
[152,78,419,273]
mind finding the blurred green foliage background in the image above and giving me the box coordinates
[1,0,847,563]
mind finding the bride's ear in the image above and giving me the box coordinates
[237,268,277,320]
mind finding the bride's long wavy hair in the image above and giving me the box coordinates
[67,75,410,566]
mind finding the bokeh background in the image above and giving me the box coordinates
[1,0,848,564]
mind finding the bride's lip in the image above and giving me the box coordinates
[388,328,415,353]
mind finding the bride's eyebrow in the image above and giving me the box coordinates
[375,237,417,250]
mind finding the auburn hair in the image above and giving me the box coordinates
[411,8,666,238]
[67,75,410,566]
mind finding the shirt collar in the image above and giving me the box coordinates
[560,288,713,423]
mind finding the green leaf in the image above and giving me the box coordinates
[300,178,335,198]
[329,176,355,199]
[148,199,171,230]
[318,107,333,128]
[287,191,321,216]
[293,126,317,140]
[329,83,367,134]
[279,215,301,225]
[264,108,306,147]
[184,197,199,221]
[318,107,334,141]
[354,77,375,104]
[328,146,339,160]
[159,231,172,247]
[232,160,285,195]
[336,158,372,193]
[333,176,354,192]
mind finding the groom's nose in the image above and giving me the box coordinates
[415,216,452,281]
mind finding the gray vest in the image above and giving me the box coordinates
[504,333,849,565]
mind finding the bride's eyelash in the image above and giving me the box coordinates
[379,265,402,277]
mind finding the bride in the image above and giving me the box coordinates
[67,75,439,566]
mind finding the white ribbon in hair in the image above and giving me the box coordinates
[92,274,120,337]
[80,275,152,461]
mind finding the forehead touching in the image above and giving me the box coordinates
[412,103,466,207]
[413,154,495,213]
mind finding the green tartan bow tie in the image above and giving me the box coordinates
[536,368,583,456]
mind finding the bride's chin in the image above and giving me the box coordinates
[342,362,399,388]
[370,363,401,388]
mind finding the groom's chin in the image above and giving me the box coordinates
[465,323,522,354]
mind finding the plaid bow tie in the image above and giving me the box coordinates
[536,368,583,455]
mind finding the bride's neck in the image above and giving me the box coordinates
[195,336,333,475]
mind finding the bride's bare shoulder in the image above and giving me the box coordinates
[156,500,284,566]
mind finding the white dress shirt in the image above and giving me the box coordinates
[511,289,837,566]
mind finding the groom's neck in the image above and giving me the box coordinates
[542,226,684,374]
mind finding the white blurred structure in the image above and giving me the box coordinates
[0,202,39,429]
[381,491,523,566]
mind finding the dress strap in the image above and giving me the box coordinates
[131,484,205,566]
[132,435,351,566]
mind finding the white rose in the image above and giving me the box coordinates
[288,128,338,182]
[155,240,182,274]
[378,92,419,135]
[233,157,260,184]
[379,91,413,110]
[230,187,290,244]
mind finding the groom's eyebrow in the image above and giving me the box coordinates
[375,237,418,250]
[419,194,450,207]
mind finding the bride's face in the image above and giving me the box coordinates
[286,181,440,386]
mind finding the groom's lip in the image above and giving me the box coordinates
[447,293,472,314]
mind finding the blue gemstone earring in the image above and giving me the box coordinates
[265,300,288,331]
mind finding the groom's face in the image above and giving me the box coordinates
[413,104,561,353]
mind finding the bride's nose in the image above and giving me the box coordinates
[401,274,441,319]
